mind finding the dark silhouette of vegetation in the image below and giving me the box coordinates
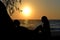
[0,1,16,32]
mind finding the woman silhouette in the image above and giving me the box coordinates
[41,16,51,39]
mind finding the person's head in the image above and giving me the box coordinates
[14,20,20,26]
[41,16,49,23]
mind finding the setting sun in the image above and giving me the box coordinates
[22,7,31,17]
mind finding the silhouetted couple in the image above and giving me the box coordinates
[13,16,51,40]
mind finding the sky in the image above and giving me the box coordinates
[1,0,60,20]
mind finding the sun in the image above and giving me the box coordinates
[22,7,31,17]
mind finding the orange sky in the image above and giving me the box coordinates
[10,0,60,20]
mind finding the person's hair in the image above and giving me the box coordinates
[41,16,49,23]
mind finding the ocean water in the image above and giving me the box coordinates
[49,20,60,31]
[19,20,60,36]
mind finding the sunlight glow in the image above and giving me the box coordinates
[22,7,31,17]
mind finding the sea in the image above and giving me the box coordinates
[18,20,60,37]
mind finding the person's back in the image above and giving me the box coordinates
[0,1,16,32]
